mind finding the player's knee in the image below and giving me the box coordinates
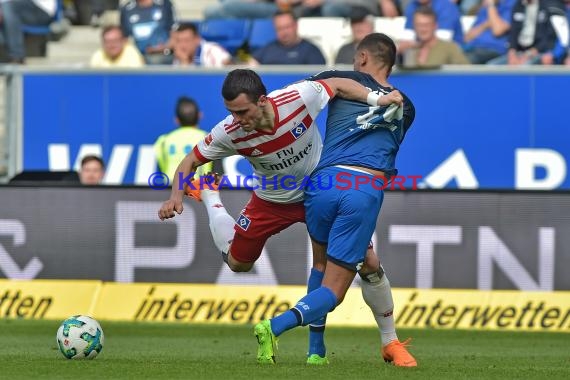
[361,249,379,272]
[358,265,385,283]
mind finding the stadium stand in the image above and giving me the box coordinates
[297,17,352,66]
[21,0,476,67]
[23,0,215,65]
[198,18,251,55]
[22,0,68,58]
[248,18,277,53]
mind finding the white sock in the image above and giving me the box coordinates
[361,271,398,346]
[202,190,235,253]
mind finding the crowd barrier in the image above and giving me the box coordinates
[11,68,570,189]
[0,186,568,290]
[1,279,568,332]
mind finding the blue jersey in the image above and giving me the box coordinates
[308,70,415,177]
[120,0,175,54]
[253,39,326,65]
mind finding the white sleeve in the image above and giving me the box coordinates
[292,80,334,120]
[203,42,231,67]
[193,116,236,162]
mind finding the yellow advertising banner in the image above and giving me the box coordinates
[2,280,569,333]
[92,283,306,323]
[0,279,101,320]
[92,283,570,332]
[391,289,570,332]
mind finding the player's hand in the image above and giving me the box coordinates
[158,199,184,220]
[379,90,403,107]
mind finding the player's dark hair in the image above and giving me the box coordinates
[222,69,267,103]
[176,96,200,125]
[81,155,105,169]
[356,33,397,70]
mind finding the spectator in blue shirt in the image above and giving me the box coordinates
[249,10,326,65]
[488,0,568,65]
[463,0,516,64]
[120,0,175,65]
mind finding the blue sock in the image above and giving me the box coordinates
[271,287,337,337]
[307,268,326,357]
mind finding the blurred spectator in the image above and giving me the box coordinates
[204,0,279,19]
[565,0,570,64]
[457,0,482,15]
[287,0,400,17]
[335,14,375,64]
[79,155,105,185]
[400,0,464,50]
[154,96,213,179]
[171,23,231,67]
[89,0,106,27]
[464,0,515,64]
[249,10,326,65]
[64,0,118,25]
[90,25,145,68]
[487,0,568,65]
[463,0,515,64]
[0,0,57,63]
[378,0,402,16]
[120,0,175,65]
[400,6,469,66]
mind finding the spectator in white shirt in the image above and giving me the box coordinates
[171,22,231,67]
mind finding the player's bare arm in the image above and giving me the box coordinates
[158,151,204,221]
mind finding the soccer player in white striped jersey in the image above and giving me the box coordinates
[157,68,405,364]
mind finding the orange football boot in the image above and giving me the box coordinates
[184,173,220,202]
[381,338,417,367]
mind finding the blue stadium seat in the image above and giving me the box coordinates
[248,18,276,53]
[22,0,64,35]
[199,19,252,55]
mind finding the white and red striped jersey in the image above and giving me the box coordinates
[194,80,334,203]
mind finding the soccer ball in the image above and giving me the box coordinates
[56,315,104,359]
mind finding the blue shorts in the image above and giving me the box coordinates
[304,166,385,271]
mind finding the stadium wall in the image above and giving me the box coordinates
[11,67,570,189]
[1,279,569,332]
[0,187,569,290]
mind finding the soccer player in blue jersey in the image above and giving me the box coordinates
[254,33,417,367]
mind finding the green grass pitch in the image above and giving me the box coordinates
[0,319,568,379]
